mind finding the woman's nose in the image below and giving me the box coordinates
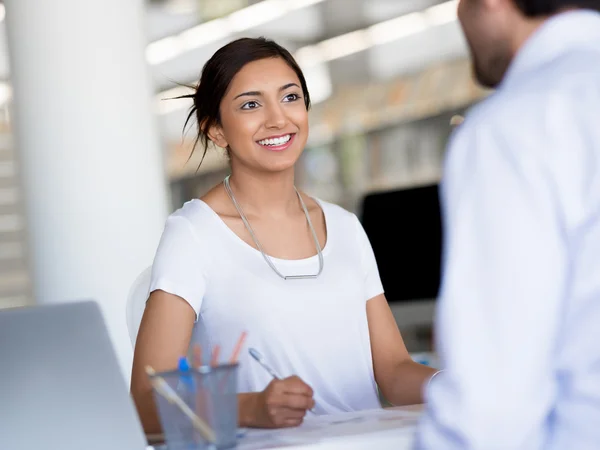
[264,104,287,129]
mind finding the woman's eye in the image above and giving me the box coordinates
[241,101,260,110]
[283,93,300,102]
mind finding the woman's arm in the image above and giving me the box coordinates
[367,294,438,406]
[130,290,314,433]
[130,290,197,434]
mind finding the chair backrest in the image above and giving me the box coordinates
[126,266,152,347]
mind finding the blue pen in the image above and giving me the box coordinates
[177,356,196,395]
[178,356,190,370]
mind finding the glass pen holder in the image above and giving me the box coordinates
[150,363,239,449]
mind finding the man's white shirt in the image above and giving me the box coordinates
[416,10,600,450]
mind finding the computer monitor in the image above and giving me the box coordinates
[360,184,443,303]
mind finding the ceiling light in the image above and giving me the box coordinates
[294,46,323,68]
[300,0,457,66]
[227,0,286,32]
[146,36,184,66]
[146,0,327,66]
[291,0,327,7]
[426,0,459,25]
[317,30,370,62]
[179,19,229,51]
[367,12,429,46]
[154,0,459,114]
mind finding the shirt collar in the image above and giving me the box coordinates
[501,10,600,89]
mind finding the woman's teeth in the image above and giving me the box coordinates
[258,134,292,146]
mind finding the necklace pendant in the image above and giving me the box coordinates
[223,175,324,280]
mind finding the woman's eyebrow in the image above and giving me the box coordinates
[233,82,300,100]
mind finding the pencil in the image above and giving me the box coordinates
[192,344,202,369]
[210,345,221,367]
[217,331,247,391]
[145,366,216,443]
[229,331,247,363]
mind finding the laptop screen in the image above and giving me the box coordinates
[360,184,443,303]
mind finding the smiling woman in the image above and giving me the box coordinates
[182,37,311,174]
[206,56,308,174]
[130,37,437,434]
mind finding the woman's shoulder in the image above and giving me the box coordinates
[171,198,211,221]
[312,198,361,232]
[312,197,354,218]
[164,199,220,242]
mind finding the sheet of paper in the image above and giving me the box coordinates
[238,408,420,449]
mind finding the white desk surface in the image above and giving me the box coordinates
[148,404,423,450]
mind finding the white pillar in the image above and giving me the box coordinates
[4,0,169,379]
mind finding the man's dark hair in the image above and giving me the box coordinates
[514,0,600,16]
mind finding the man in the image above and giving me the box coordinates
[416,1,600,449]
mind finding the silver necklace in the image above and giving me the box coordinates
[223,175,324,280]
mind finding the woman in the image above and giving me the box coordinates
[131,37,437,433]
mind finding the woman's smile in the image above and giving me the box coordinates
[256,133,296,152]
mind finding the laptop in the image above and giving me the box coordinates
[0,301,148,450]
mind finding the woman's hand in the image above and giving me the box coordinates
[240,376,315,428]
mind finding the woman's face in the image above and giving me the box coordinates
[210,57,309,174]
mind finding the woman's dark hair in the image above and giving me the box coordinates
[180,37,311,169]
[513,0,600,16]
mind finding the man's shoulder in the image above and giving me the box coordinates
[482,53,599,120]
[469,49,599,114]
[460,68,600,146]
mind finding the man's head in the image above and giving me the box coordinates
[458,0,600,88]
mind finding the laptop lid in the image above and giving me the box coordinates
[0,301,147,450]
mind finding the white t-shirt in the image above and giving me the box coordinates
[149,198,384,414]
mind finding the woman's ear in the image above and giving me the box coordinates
[207,123,228,149]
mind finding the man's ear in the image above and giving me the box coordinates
[207,122,228,149]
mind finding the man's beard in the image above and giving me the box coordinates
[471,48,512,89]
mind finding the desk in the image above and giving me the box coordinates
[148,405,423,450]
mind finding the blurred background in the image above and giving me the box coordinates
[0,0,488,372]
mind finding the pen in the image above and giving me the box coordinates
[176,356,198,414]
[248,347,282,379]
[248,347,316,414]
[177,357,195,391]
